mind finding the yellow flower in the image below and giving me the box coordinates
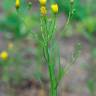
[51,4,58,14]
[8,42,14,49]
[0,51,8,60]
[40,6,47,16]
[16,0,20,9]
[39,0,47,6]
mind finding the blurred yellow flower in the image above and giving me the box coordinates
[51,4,58,14]
[39,0,47,6]
[0,51,8,60]
[16,0,20,9]
[40,6,47,16]
[8,42,14,49]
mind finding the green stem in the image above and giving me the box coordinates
[41,14,57,96]
[50,86,57,96]
[44,43,57,96]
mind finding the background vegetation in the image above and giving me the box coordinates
[0,0,96,96]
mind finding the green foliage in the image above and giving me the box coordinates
[0,0,38,39]
[0,13,21,38]
[91,48,96,59]
[79,17,96,33]
[57,0,96,20]
[87,79,95,95]
[87,79,96,96]
[76,17,96,43]
[57,0,87,20]
[0,41,33,85]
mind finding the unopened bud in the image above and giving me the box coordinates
[28,2,32,9]
[70,0,74,5]
[16,0,20,9]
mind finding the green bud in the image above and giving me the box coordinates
[70,0,74,4]
[28,2,32,9]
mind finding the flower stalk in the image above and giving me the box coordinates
[40,1,59,96]
[14,0,81,96]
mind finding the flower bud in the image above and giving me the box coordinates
[40,6,47,16]
[70,0,74,5]
[28,2,32,9]
[0,51,8,60]
[16,0,20,9]
[51,4,58,14]
[39,0,47,6]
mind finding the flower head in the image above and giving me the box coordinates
[40,6,47,16]
[51,4,58,14]
[39,0,47,6]
[8,42,14,49]
[0,51,8,60]
[16,0,20,9]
